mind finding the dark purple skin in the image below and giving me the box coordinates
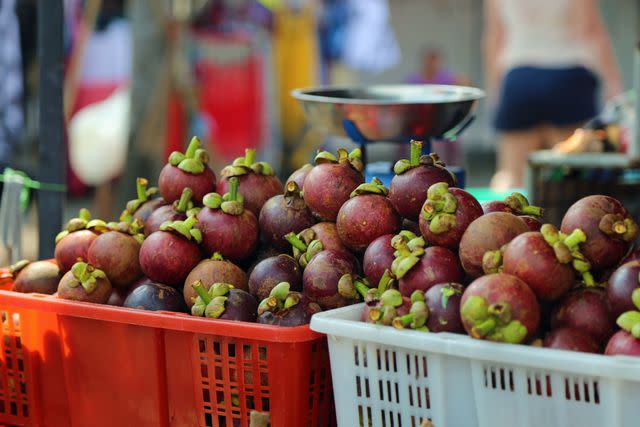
[399,246,464,297]
[158,163,216,205]
[133,198,167,224]
[303,163,364,221]
[337,195,401,253]
[621,247,640,264]
[244,244,281,276]
[218,174,283,217]
[107,288,128,306]
[389,166,456,222]
[606,260,640,318]
[139,231,202,287]
[302,250,358,310]
[503,232,575,302]
[402,219,421,235]
[257,293,321,326]
[551,287,615,345]
[419,188,483,249]
[363,234,395,286]
[481,200,512,214]
[258,192,316,251]
[308,222,351,256]
[87,231,143,289]
[143,204,187,237]
[459,212,529,278]
[57,269,112,304]
[218,289,258,322]
[248,254,302,301]
[544,327,600,353]
[561,195,634,271]
[520,215,543,231]
[286,164,313,189]
[424,283,464,333]
[605,330,640,356]
[183,259,248,308]
[124,282,188,313]
[54,230,98,273]
[12,261,61,294]
[196,207,259,262]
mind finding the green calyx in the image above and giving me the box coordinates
[392,299,429,330]
[482,249,503,275]
[616,288,640,338]
[69,262,107,294]
[173,188,195,214]
[168,136,208,174]
[391,232,426,279]
[440,283,463,309]
[257,282,307,315]
[540,224,594,285]
[55,208,108,243]
[337,274,371,300]
[460,295,528,344]
[503,192,544,218]
[421,182,458,234]
[314,147,364,174]
[350,177,389,198]
[102,217,145,244]
[393,140,447,175]
[202,177,244,215]
[599,213,639,243]
[123,177,159,217]
[285,231,324,268]
[159,215,202,243]
[191,281,233,318]
[221,148,275,178]
[364,269,396,304]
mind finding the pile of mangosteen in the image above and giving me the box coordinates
[5,136,640,355]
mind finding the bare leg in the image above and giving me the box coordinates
[546,123,584,149]
[490,127,545,191]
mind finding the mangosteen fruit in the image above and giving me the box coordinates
[460,273,540,344]
[286,163,313,189]
[120,177,167,224]
[144,187,197,236]
[607,260,640,318]
[259,181,315,250]
[54,209,104,273]
[419,182,483,249]
[459,212,529,278]
[184,253,248,308]
[424,283,465,333]
[482,192,544,218]
[288,222,352,265]
[605,289,640,356]
[217,148,283,216]
[336,178,401,253]
[257,282,321,327]
[551,286,614,345]
[197,177,259,262]
[561,195,639,271]
[57,261,112,303]
[139,216,203,287]
[191,282,258,322]
[124,282,188,312]
[248,254,302,301]
[87,219,144,289]
[544,327,600,353]
[388,140,457,221]
[158,136,216,204]
[9,260,60,294]
[363,234,395,287]
[303,148,364,221]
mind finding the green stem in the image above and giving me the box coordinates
[183,215,198,230]
[192,281,212,305]
[377,269,393,294]
[409,140,422,167]
[521,205,543,217]
[393,313,414,329]
[563,228,586,249]
[228,177,239,201]
[185,136,201,158]
[285,232,308,252]
[136,178,148,201]
[244,148,256,166]
[355,280,371,299]
[176,188,193,212]
[471,318,496,338]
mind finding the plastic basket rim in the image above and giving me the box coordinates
[311,303,640,380]
[0,290,323,343]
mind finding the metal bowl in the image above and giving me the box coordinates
[292,84,485,142]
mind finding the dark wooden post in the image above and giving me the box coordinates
[37,0,65,259]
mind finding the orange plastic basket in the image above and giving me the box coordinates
[0,288,334,427]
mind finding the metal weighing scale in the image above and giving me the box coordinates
[292,84,485,186]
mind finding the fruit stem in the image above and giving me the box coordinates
[471,318,496,338]
[176,188,193,213]
[136,178,148,201]
[228,177,239,202]
[185,136,201,158]
[409,140,422,167]
[284,232,308,252]
[192,281,212,305]
[355,280,371,299]
[521,205,543,217]
[244,148,256,166]
[377,269,394,294]
[393,313,414,329]
[563,228,586,249]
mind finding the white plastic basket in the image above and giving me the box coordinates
[311,304,640,427]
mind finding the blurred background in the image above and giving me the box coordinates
[2,0,640,260]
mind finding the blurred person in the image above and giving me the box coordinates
[0,0,24,174]
[484,0,623,190]
[406,47,469,86]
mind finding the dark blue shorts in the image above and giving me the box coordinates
[494,66,599,131]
